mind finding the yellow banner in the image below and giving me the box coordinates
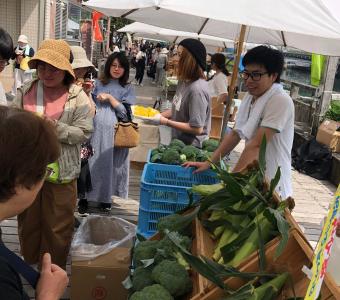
[305,185,340,299]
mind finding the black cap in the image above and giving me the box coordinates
[179,38,206,70]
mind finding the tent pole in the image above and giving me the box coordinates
[220,24,247,141]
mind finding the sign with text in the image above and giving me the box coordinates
[305,185,340,299]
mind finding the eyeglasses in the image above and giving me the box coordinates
[111,64,123,70]
[37,63,61,74]
[45,167,54,179]
[0,60,9,67]
[240,71,268,81]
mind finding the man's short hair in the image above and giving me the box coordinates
[242,45,284,83]
[0,27,13,60]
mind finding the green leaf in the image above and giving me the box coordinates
[220,282,255,300]
[259,135,267,179]
[136,233,147,242]
[220,223,256,263]
[264,208,290,258]
[140,258,155,268]
[268,167,281,198]
[202,219,242,234]
[257,210,266,272]
[218,171,245,201]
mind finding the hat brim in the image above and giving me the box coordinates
[71,58,94,70]
[28,49,75,79]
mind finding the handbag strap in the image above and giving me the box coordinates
[36,80,44,114]
[0,241,40,288]
[121,102,133,122]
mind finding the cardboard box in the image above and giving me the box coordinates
[71,248,130,300]
[316,119,340,152]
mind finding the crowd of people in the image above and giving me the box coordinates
[0,23,297,298]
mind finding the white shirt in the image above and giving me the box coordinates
[209,72,228,97]
[235,84,294,198]
[0,82,7,106]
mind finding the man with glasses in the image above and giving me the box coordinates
[184,45,294,198]
[0,28,14,106]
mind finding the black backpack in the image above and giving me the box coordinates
[292,138,332,180]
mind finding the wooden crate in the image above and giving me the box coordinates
[210,97,225,139]
[194,208,301,297]
[194,228,340,300]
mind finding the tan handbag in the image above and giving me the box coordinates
[114,121,140,148]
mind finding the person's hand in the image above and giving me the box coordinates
[36,253,68,300]
[96,93,112,102]
[142,113,162,125]
[82,80,94,95]
[182,161,210,173]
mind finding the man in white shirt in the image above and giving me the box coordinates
[184,45,294,198]
[0,28,14,106]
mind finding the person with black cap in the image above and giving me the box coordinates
[146,38,211,148]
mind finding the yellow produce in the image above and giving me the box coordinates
[132,105,159,117]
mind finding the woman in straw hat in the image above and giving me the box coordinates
[86,52,135,211]
[12,39,94,269]
[70,45,96,214]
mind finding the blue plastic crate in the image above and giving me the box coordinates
[137,162,218,238]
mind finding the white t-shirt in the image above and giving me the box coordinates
[209,72,228,97]
[0,82,7,106]
[235,86,294,198]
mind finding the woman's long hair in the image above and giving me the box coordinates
[211,53,230,76]
[101,52,130,87]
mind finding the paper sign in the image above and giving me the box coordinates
[305,185,340,299]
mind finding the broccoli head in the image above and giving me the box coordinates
[196,150,210,162]
[131,266,155,291]
[169,139,185,149]
[181,145,201,161]
[129,284,174,300]
[154,236,191,269]
[151,148,160,156]
[151,260,193,297]
[133,240,159,266]
[168,144,182,153]
[158,144,168,153]
[150,153,162,163]
[161,148,181,165]
[202,139,219,152]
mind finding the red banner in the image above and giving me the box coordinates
[92,11,104,42]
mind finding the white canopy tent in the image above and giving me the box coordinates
[84,0,340,56]
[117,22,236,50]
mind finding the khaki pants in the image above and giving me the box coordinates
[18,180,77,269]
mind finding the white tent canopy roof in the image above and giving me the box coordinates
[84,0,340,55]
[118,22,236,49]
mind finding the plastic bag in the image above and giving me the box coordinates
[71,215,136,261]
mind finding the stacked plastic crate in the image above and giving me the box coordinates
[137,151,219,238]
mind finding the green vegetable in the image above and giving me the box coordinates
[191,183,224,196]
[324,100,340,122]
[157,207,199,236]
[131,266,155,291]
[151,260,192,297]
[151,149,160,156]
[154,235,191,269]
[133,240,159,266]
[161,148,181,164]
[202,139,219,152]
[181,145,201,161]
[179,154,187,163]
[129,284,174,300]
[248,272,289,300]
[151,153,163,163]
[169,139,186,149]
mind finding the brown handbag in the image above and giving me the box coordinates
[114,121,140,148]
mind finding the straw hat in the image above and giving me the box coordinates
[28,39,75,79]
[160,48,169,54]
[18,34,28,44]
[70,46,94,70]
